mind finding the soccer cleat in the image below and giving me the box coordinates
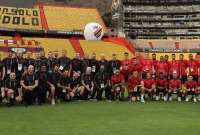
[193,98,197,103]
[51,99,56,105]
[178,97,181,102]
[185,97,189,102]
[156,96,159,101]
[163,96,167,102]
[141,97,145,103]
[169,97,172,101]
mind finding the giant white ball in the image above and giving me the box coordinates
[84,22,104,40]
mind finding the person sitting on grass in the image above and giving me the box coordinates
[184,76,198,103]
[111,69,125,101]
[168,72,182,102]
[58,69,74,101]
[141,72,156,102]
[156,72,168,101]
[2,72,22,105]
[81,67,94,100]
[21,65,38,106]
[128,70,142,102]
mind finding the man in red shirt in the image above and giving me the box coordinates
[169,72,182,102]
[128,70,142,102]
[128,57,142,78]
[156,56,169,78]
[141,53,154,78]
[169,54,180,79]
[179,54,188,83]
[184,76,198,102]
[141,72,156,102]
[120,52,131,82]
[156,72,168,101]
[188,54,199,81]
[111,69,125,100]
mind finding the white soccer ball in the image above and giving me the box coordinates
[84,22,104,40]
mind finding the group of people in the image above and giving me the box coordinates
[0,49,200,106]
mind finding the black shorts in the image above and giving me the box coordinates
[181,75,187,83]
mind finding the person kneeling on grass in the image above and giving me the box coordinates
[141,72,156,102]
[128,70,142,102]
[21,65,38,106]
[184,76,198,102]
[70,72,83,100]
[111,69,125,101]
[81,67,94,100]
[156,72,168,101]
[168,72,182,102]
[2,72,22,105]
[58,69,74,101]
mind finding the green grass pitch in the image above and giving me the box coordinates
[0,101,200,135]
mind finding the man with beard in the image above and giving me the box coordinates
[58,69,74,101]
[21,65,38,106]
[3,51,15,78]
[71,53,82,75]
[94,65,110,100]
[37,65,55,105]
[108,53,121,77]
[89,53,99,77]
[3,72,22,105]
[58,49,71,73]
[81,67,94,100]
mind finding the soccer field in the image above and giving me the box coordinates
[0,101,200,135]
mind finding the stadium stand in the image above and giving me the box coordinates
[39,4,108,33]
[0,6,42,31]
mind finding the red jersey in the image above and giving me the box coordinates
[185,80,197,89]
[179,60,188,76]
[188,60,199,76]
[141,59,154,74]
[128,63,142,76]
[143,78,155,89]
[121,59,131,66]
[111,74,124,85]
[169,79,181,89]
[169,60,180,76]
[156,62,169,77]
[156,78,168,88]
[128,76,142,90]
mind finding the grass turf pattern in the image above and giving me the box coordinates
[0,101,200,135]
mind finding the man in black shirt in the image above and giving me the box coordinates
[81,54,90,73]
[48,64,61,102]
[98,53,109,73]
[57,69,73,101]
[0,57,5,83]
[70,72,83,99]
[108,53,121,77]
[3,51,15,78]
[21,65,38,106]
[71,53,82,75]
[24,51,35,72]
[81,67,94,99]
[58,49,71,73]
[2,72,22,105]
[94,65,110,100]
[47,51,58,74]
[89,53,99,77]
